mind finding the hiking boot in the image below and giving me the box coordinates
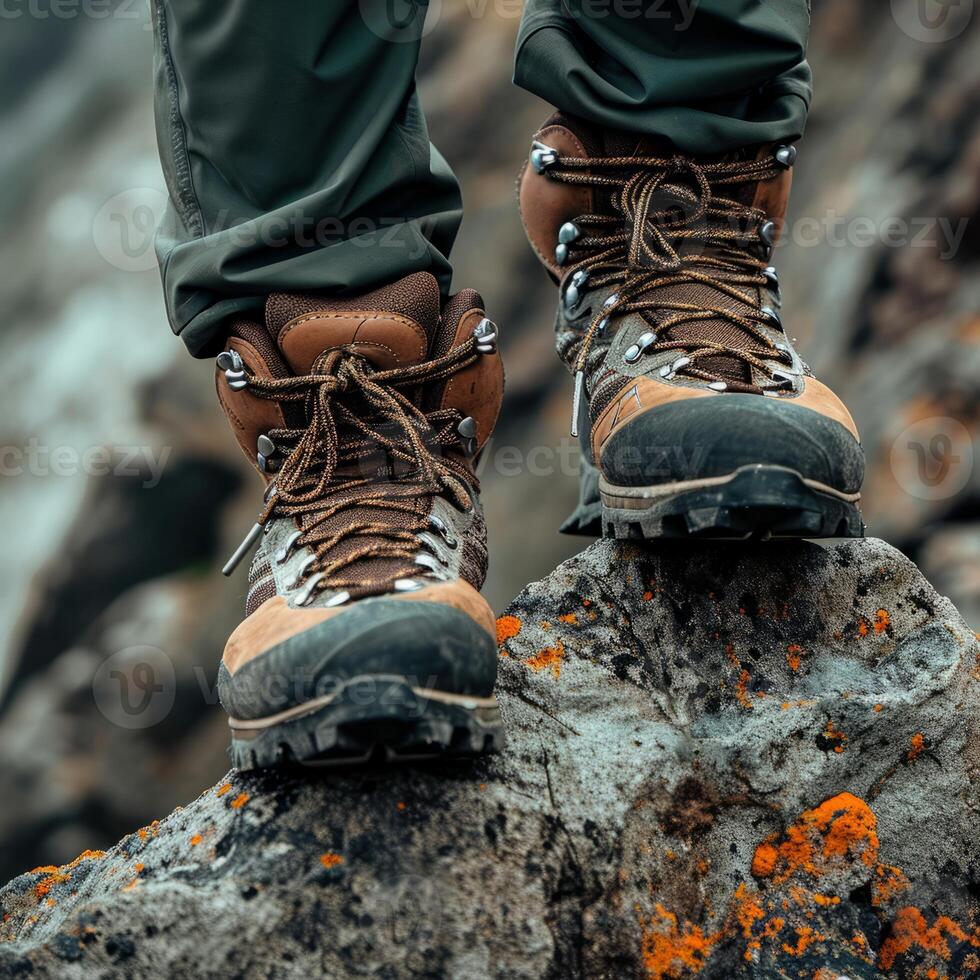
[213,273,505,768]
[519,114,864,540]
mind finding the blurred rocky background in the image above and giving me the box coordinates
[0,0,976,885]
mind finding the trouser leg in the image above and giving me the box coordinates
[514,0,812,153]
[152,0,459,356]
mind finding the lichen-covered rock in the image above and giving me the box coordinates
[1,538,977,979]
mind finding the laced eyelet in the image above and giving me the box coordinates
[414,553,449,577]
[660,356,691,380]
[287,554,316,590]
[217,350,249,391]
[529,141,558,174]
[473,318,498,355]
[428,514,459,550]
[623,331,658,365]
[275,530,303,564]
[296,572,326,607]
[774,145,797,169]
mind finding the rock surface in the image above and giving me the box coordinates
[1,537,977,979]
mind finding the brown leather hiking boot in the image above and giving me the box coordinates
[519,113,864,540]
[213,273,505,767]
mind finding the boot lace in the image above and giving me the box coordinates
[239,339,481,601]
[544,151,795,431]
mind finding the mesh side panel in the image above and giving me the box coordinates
[248,556,273,585]
[265,272,441,347]
[246,576,276,617]
[459,505,489,592]
[589,369,632,424]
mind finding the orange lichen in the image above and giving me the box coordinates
[215,783,233,797]
[786,644,805,672]
[189,834,203,847]
[813,968,843,980]
[907,732,925,763]
[735,670,754,710]
[873,704,883,713]
[558,613,578,625]
[495,615,521,646]
[643,591,654,601]
[733,884,764,938]
[751,793,878,884]
[34,870,70,899]
[396,801,407,811]
[878,907,979,971]
[752,839,779,879]
[782,926,824,956]
[872,865,910,907]
[812,894,840,907]
[873,609,891,634]
[32,850,105,899]
[133,863,144,874]
[641,904,719,979]
[822,719,848,753]
[857,619,869,637]
[319,853,344,869]
[526,643,565,679]
[229,793,249,810]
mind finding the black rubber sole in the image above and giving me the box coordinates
[228,675,503,770]
[600,464,864,540]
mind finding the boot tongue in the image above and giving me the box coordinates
[264,272,442,374]
[593,124,759,384]
[260,273,447,599]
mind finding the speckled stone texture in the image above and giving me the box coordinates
[1,538,977,979]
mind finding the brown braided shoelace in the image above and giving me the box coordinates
[240,339,481,600]
[545,151,797,433]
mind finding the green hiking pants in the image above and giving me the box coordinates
[152,0,811,356]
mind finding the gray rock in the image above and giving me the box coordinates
[1,537,978,979]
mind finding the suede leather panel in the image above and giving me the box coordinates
[439,308,504,455]
[278,312,429,374]
[593,374,860,465]
[218,597,498,720]
[215,337,287,478]
[519,124,594,280]
[224,579,495,675]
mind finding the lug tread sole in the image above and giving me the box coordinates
[601,465,864,541]
[229,676,503,771]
